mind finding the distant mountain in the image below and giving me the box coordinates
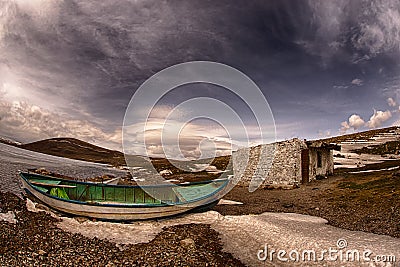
[9,126,399,171]
[319,126,400,144]
[315,126,400,168]
[17,137,231,181]
[20,138,127,167]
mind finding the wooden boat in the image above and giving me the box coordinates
[19,172,229,220]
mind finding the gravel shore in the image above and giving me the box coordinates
[1,143,399,266]
[0,143,245,266]
[0,191,244,267]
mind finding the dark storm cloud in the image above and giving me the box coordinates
[1,0,311,133]
[0,0,400,148]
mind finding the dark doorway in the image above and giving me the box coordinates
[317,151,322,168]
[301,149,310,184]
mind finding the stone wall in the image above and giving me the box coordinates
[233,138,308,188]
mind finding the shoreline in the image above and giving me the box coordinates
[0,191,244,266]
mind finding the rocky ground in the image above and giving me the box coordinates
[214,160,400,238]
[0,192,244,267]
[0,143,245,266]
[1,142,400,266]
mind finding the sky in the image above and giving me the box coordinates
[0,0,400,158]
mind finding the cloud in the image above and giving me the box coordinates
[147,105,186,121]
[303,0,400,62]
[351,79,363,86]
[1,0,398,146]
[348,114,365,129]
[318,130,331,137]
[0,98,122,150]
[340,109,394,133]
[0,0,238,152]
[0,0,235,126]
[123,116,236,160]
[340,114,365,133]
[340,121,350,133]
[366,110,392,128]
[301,0,350,60]
[334,79,363,89]
[387,97,397,107]
[353,1,400,56]
[333,85,349,89]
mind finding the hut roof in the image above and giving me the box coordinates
[306,141,341,151]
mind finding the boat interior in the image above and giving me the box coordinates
[21,172,228,205]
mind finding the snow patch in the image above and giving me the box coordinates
[217,199,243,205]
[0,211,17,224]
[349,166,400,174]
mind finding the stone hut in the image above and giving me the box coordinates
[304,140,340,182]
[232,138,340,188]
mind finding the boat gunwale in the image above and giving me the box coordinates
[21,172,228,188]
[20,172,229,208]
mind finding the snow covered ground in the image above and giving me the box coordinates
[334,128,400,169]
[0,143,127,195]
[51,208,400,267]
[2,141,400,266]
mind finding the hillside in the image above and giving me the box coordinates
[319,126,400,144]
[352,140,400,155]
[317,126,400,168]
[18,138,231,179]
[13,126,400,172]
[20,138,126,167]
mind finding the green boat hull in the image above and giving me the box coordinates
[20,172,228,220]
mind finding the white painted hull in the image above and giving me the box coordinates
[21,179,219,220]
